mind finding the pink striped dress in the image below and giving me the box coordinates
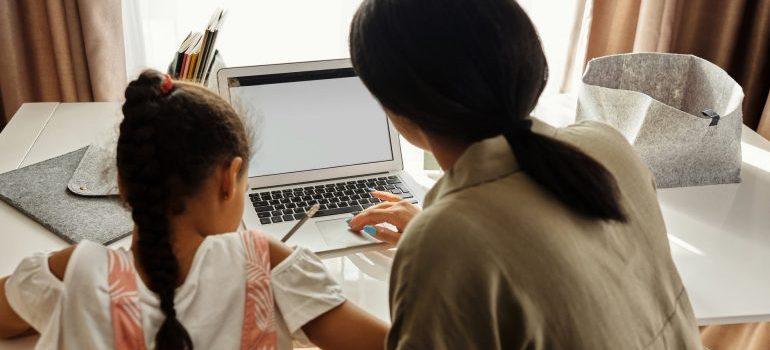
[107,231,277,350]
[4,231,345,349]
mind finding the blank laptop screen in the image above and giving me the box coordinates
[228,68,394,178]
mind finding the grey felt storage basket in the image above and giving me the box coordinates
[576,53,743,188]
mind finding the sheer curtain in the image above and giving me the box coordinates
[122,0,360,77]
[122,0,590,178]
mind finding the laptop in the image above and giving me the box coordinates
[217,59,425,257]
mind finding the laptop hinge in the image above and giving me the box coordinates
[250,171,392,191]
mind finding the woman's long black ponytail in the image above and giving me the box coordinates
[504,122,627,222]
[350,0,627,222]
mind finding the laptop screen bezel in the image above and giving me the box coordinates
[218,59,404,189]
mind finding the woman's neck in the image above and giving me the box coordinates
[427,135,472,171]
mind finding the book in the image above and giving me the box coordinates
[181,32,202,79]
[193,10,221,80]
[170,32,195,77]
[191,31,208,80]
[185,33,203,80]
[200,11,226,79]
[179,32,201,80]
[203,50,223,88]
[168,8,226,83]
[196,9,226,81]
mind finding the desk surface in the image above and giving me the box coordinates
[1,102,770,347]
[659,125,770,325]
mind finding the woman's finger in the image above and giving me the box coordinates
[366,201,395,211]
[370,190,402,202]
[362,224,401,245]
[347,208,399,231]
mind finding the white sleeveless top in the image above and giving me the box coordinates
[4,232,345,349]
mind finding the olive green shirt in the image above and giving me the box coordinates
[387,120,702,349]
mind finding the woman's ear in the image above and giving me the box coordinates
[385,109,432,151]
[221,157,244,200]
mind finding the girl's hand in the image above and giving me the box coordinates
[346,191,421,244]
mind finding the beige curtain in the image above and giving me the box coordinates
[0,0,127,125]
[586,0,770,140]
[701,324,770,350]
[760,90,770,137]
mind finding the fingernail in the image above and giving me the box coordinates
[367,187,376,192]
[363,225,377,236]
[345,217,352,224]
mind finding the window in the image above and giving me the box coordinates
[123,0,362,77]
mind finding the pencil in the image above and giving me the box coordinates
[280,204,320,243]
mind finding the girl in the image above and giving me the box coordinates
[0,70,387,349]
[345,0,703,349]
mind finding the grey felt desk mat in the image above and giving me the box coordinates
[0,148,132,244]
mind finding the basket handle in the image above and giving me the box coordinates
[701,109,721,126]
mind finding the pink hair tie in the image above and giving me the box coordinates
[160,74,174,95]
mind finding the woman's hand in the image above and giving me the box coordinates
[346,191,421,244]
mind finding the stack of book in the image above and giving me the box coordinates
[168,8,226,84]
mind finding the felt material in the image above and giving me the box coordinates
[68,144,119,196]
[0,148,132,244]
[576,53,743,188]
[68,124,119,196]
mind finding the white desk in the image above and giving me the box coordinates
[659,126,770,325]
[1,102,769,348]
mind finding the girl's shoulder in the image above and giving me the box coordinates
[41,240,115,298]
[188,230,274,277]
[204,230,270,259]
[4,240,111,335]
[49,231,266,285]
[7,231,269,298]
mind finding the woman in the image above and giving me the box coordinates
[346,0,703,348]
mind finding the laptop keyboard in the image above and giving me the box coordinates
[249,175,417,225]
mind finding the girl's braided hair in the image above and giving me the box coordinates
[117,69,249,349]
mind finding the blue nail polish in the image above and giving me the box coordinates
[345,217,352,224]
[367,187,376,192]
[363,225,377,236]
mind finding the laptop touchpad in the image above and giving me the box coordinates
[315,218,376,248]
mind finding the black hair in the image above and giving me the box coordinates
[117,70,250,349]
[350,0,627,222]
